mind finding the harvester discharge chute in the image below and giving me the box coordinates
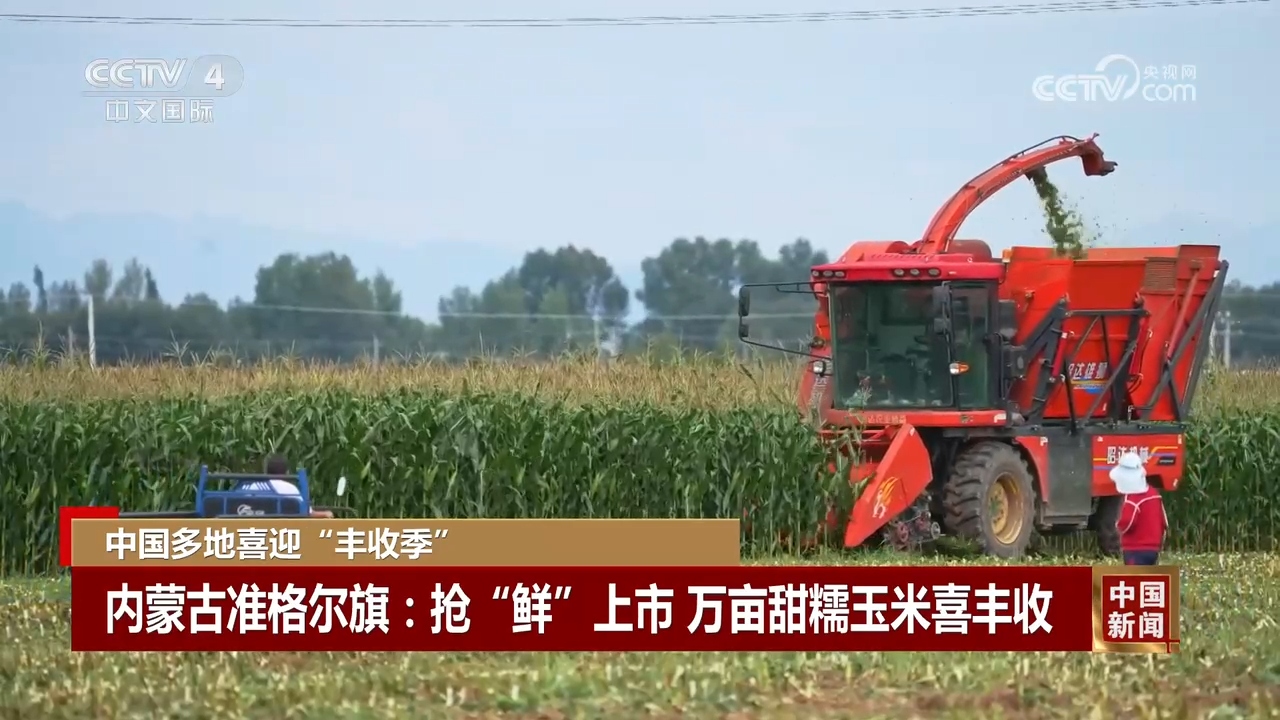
[738,134,1225,558]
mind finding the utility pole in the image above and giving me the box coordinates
[1208,315,1218,364]
[1222,310,1232,370]
[372,334,380,366]
[86,294,97,369]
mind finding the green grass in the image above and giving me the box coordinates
[4,551,1278,719]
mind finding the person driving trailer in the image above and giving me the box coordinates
[236,454,334,519]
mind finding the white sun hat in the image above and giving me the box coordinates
[1108,452,1149,494]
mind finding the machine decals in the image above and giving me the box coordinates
[872,476,899,520]
[862,412,907,426]
[1093,444,1179,471]
[1068,361,1110,394]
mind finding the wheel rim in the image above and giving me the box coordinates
[988,472,1024,545]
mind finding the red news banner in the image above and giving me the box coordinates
[63,515,1180,653]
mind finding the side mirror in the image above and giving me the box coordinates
[738,287,751,318]
[931,283,952,317]
[336,476,348,497]
[931,284,953,335]
[997,299,1018,341]
[738,321,750,340]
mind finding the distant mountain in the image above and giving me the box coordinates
[0,202,645,323]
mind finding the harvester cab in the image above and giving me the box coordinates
[739,134,1227,558]
[119,466,352,519]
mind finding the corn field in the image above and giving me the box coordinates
[1,355,1276,575]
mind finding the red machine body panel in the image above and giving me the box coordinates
[1002,244,1224,422]
[1090,432,1186,495]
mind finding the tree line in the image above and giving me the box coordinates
[0,239,826,364]
[1,240,1275,365]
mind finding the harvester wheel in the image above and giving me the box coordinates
[1091,496,1123,557]
[942,442,1037,558]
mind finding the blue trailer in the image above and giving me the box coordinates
[119,465,350,519]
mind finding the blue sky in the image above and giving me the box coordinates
[0,0,1275,323]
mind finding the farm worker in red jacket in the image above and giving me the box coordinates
[1108,451,1167,565]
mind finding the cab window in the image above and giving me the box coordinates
[951,283,992,408]
[829,282,953,409]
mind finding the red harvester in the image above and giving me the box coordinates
[737,134,1226,558]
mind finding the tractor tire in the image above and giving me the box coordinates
[1091,496,1123,558]
[942,442,1038,559]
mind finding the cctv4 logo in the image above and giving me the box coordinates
[85,59,226,92]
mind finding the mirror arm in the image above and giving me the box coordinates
[739,337,825,360]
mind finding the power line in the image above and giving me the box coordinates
[31,288,1280,320]
[45,332,753,347]
[0,0,1266,28]
[28,290,813,321]
[26,284,1280,321]
[24,288,808,319]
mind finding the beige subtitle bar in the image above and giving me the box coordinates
[71,519,740,567]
